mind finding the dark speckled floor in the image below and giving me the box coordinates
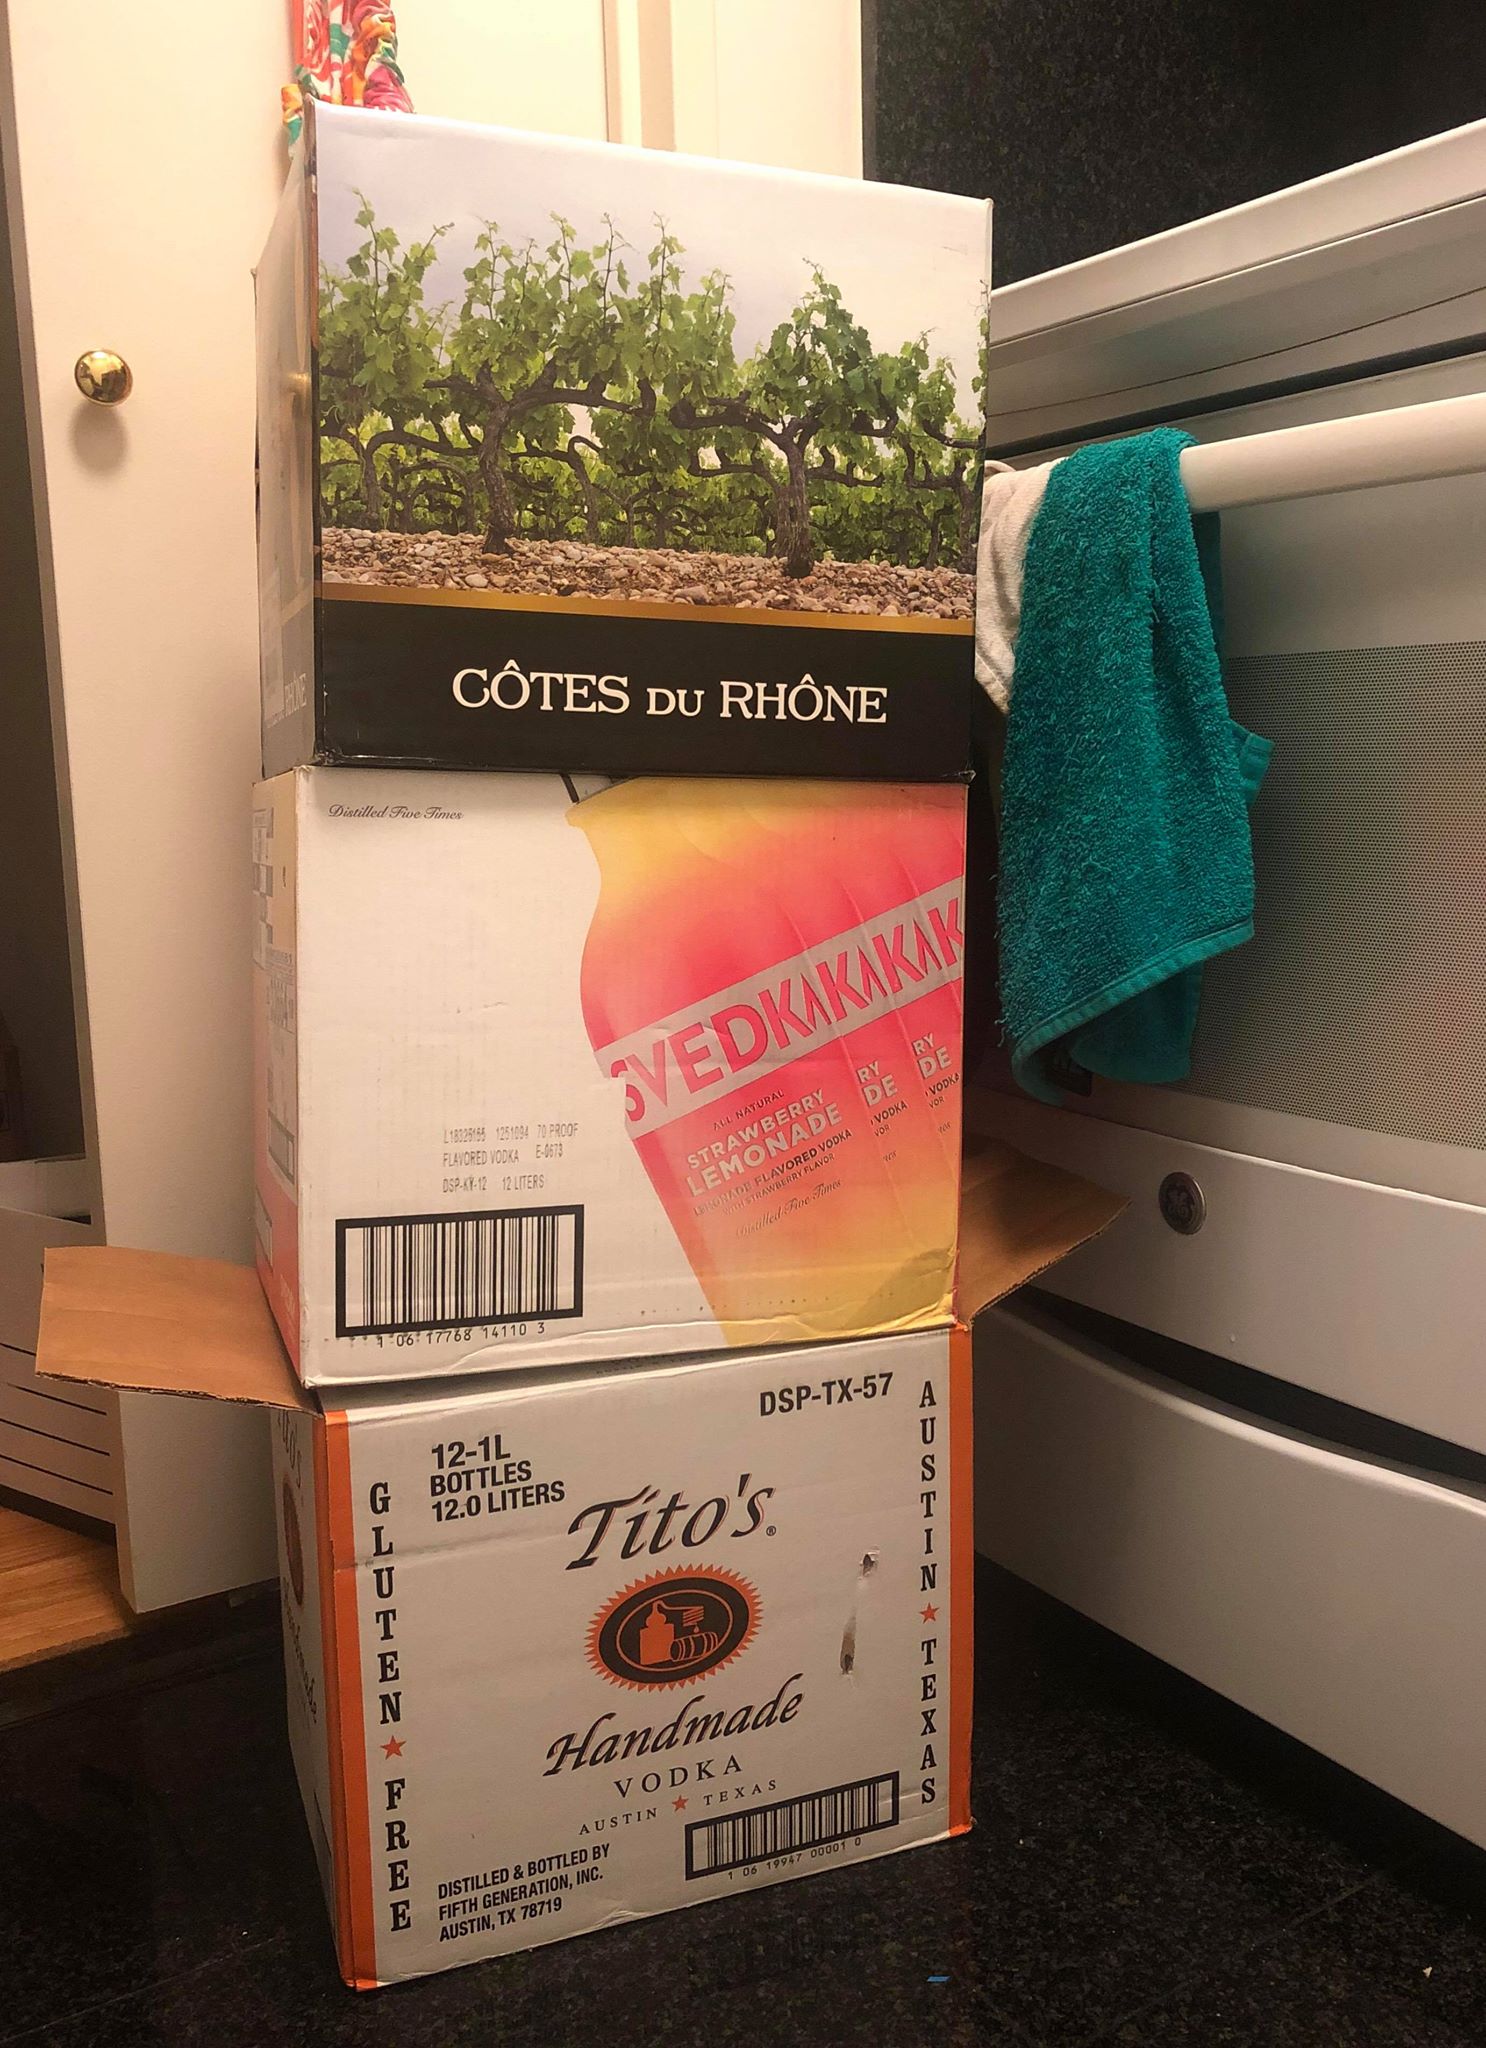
[4,1563,1484,2047]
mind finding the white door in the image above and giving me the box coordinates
[0,0,859,1610]
[0,5,300,1608]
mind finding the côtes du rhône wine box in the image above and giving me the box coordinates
[257,103,990,780]
[254,766,966,1387]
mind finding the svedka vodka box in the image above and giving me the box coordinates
[253,766,967,1387]
[37,1257,971,1992]
[256,103,989,780]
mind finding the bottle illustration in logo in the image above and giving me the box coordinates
[638,1598,724,1669]
[639,1600,677,1667]
[570,777,964,1344]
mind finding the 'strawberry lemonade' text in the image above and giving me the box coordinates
[585,875,965,1343]
[596,881,964,1141]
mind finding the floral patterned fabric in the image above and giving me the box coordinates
[283,1,413,144]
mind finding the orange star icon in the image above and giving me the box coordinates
[382,1735,406,1758]
[672,1795,688,1812]
[920,1603,939,1623]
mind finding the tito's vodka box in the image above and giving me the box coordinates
[254,767,966,1387]
[271,1323,972,1988]
[257,103,988,780]
[40,1169,1124,1983]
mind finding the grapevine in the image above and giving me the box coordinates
[318,207,984,578]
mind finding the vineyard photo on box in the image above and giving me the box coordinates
[313,113,990,619]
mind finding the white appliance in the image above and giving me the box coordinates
[973,120,1486,1843]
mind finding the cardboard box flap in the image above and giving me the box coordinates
[38,1246,311,1412]
[956,1137,1125,1319]
[36,1142,1120,1413]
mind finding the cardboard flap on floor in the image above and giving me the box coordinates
[35,1144,1122,1411]
[37,1246,311,1412]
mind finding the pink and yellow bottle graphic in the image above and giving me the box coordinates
[570,777,965,1346]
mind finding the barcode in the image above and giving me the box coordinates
[685,1772,899,1879]
[336,1206,583,1337]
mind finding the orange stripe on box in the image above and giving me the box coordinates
[312,1424,353,1974]
[948,1324,975,1836]
[324,1412,378,1989]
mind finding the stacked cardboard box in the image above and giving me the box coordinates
[34,108,1110,1994]
[249,106,991,1986]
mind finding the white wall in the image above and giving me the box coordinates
[395,0,864,175]
[394,2,610,136]
[704,2,863,174]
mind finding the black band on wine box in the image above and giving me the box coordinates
[294,590,973,780]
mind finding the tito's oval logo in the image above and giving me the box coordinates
[588,1567,759,1690]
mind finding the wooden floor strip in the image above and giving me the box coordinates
[0,1504,137,1671]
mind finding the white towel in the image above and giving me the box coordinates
[974,460,1054,712]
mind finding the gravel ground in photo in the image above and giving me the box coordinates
[322,528,974,619]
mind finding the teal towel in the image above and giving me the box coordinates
[998,428,1272,1105]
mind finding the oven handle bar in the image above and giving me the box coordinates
[1180,388,1486,511]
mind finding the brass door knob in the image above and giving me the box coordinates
[74,350,133,404]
